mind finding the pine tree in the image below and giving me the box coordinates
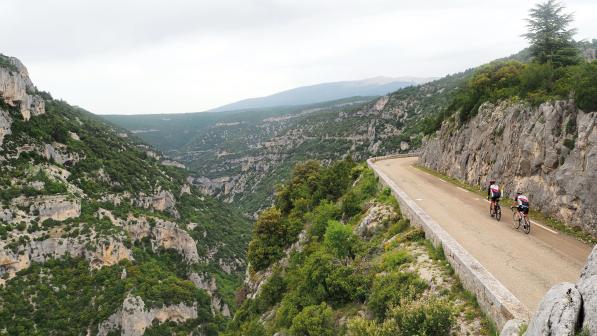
[523,0,580,66]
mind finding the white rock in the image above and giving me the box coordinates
[577,246,597,334]
[525,282,582,336]
[500,319,525,336]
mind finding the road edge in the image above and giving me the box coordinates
[368,154,530,330]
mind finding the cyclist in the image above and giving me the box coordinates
[512,191,530,215]
[487,179,501,216]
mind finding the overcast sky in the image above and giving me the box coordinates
[1,1,596,115]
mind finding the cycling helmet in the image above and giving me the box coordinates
[489,179,496,184]
[516,191,523,195]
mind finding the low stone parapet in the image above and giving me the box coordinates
[367,157,529,330]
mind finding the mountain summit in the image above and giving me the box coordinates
[209,76,434,112]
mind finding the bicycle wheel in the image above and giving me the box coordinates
[513,212,520,229]
[496,206,501,221]
[523,216,531,234]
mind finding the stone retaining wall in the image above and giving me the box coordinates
[367,156,529,330]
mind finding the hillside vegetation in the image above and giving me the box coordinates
[106,70,471,216]
[0,56,250,335]
[223,160,494,335]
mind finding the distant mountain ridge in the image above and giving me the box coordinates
[209,76,434,112]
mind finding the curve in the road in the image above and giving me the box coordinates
[373,156,592,312]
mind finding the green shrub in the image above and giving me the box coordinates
[390,299,454,336]
[575,61,597,112]
[368,272,428,320]
[381,249,412,270]
[290,303,334,336]
[306,201,340,240]
[324,220,358,260]
[341,191,361,218]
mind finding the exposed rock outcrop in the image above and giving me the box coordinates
[420,100,597,235]
[0,237,132,284]
[125,216,199,263]
[189,272,231,317]
[25,195,81,221]
[500,319,525,336]
[0,56,45,120]
[0,108,11,145]
[508,246,597,336]
[97,295,198,336]
[136,189,180,218]
[577,246,597,334]
[525,283,582,336]
[355,202,398,238]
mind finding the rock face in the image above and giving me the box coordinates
[525,283,582,336]
[0,56,45,120]
[28,195,81,221]
[355,202,398,238]
[0,109,11,145]
[577,246,597,334]
[125,216,199,263]
[499,319,525,336]
[509,246,597,336]
[0,237,132,284]
[420,100,597,235]
[189,272,231,317]
[136,189,180,218]
[97,295,198,336]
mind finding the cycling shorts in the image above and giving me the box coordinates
[517,204,529,214]
[490,196,500,202]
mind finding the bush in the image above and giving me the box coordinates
[290,303,334,336]
[381,249,412,270]
[306,201,340,240]
[324,220,358,260]
[325,265,371,306]
[247,208,286,272]
[257,270,287,310]
[341,191,361,218]
[368,272,428,320]
[575,61,597,112]
[391,299,454,335]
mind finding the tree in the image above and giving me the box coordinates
[323,220,358,260]
[523,0,580,66]
[290,303,335,336]
[247,208,286,271]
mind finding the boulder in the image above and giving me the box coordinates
[500,319,525,336]
[577,246,597,334]
[524,282,582,336]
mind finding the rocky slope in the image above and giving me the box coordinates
[0,54,251,335]
[420,99,596,235]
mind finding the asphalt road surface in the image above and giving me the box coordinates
[374,156,593,311]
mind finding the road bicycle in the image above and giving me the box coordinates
[511,206,530,234]
[489,199,501,221]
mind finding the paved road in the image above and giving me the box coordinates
[374,156,593,311]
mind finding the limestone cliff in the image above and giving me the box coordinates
[0,55,45,121]
[420,100,596,235]
[0,54,251,334]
